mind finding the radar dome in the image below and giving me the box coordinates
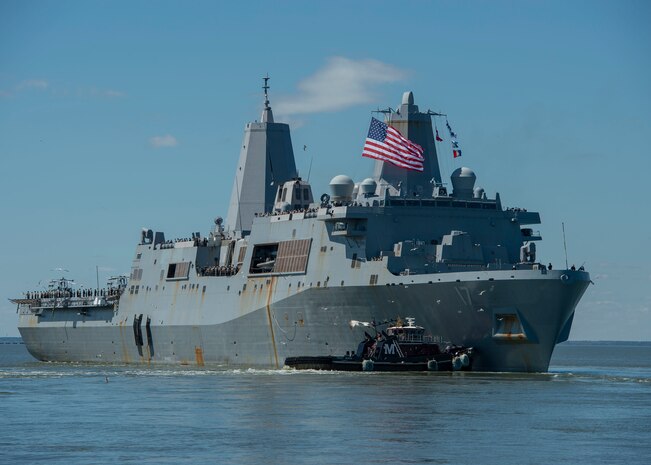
[329,175,355,202]
[359,178,377,196]
[451,167,476,199]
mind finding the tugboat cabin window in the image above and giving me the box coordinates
[388,327,424,343]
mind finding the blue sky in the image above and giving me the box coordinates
[1,0,649,339]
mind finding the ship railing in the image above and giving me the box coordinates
[158,237,210,250]
[23,289,122,300]
[27,296,114,311]
[18,288,123,307]
[388,261,551,276]
[423,335,445,343]
[386,198,498,210]
[256,207,320,220]
[444,262,550,272]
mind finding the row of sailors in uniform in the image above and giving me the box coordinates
[24,288,121,299]
[255,207,319,217]
[160,237,210,249]
[197,264,240,277]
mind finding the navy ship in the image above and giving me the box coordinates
[11,79,591,372]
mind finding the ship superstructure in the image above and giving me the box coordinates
[13,81,590,372]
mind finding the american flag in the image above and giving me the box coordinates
[362,117,424,172]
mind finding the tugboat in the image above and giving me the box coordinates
[285,318,473,372]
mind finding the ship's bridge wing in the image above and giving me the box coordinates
[507,209,540,225]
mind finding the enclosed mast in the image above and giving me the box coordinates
[373,91,443,197]
[225,77,298,234]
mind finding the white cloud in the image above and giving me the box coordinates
[103,89,125,98]
[274,57,408,117]
[0,78,49,97]
[17,79,49,90]
[2,79,126,100]
[589,300,621,307]
[76,87,126,98]
[150,135,178,148]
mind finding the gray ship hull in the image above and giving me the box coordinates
[18,269,589,372]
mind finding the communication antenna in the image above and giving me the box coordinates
[235,172,243,232]
[262,74,270,110]
[307,154,314,183]
[562,222,569,270]
[372,107,395,115]
[372,107,394,124]
[262,74,275,186]
[267,151,275,186]
[96,265,100,292]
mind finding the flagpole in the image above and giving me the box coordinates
[562,222,569,270]
[434,121,447,186]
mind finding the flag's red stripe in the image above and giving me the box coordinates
[362,149,423,170]
[368,137,423,162]
[362,143,424,171]
[362,152,424,171]
[386,126,424,155]
[383,136,423,160]
[385,139,423,160]
[362,150,423,170]
[363,141,424,169]
[362,150,424,171]
[385,131,423,157]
